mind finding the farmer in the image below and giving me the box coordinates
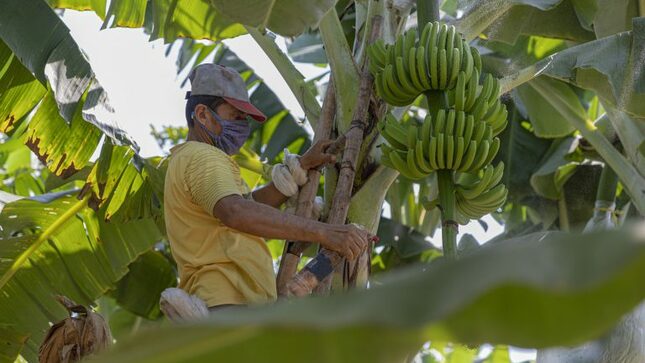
[163,64,371,311]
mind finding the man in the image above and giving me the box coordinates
[163,64,371,311]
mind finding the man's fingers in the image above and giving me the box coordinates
[324,153,336,164]
[344,246,355,260]
[317,139,334,152]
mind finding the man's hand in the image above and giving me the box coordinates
[299,139,337,170]
[320,224,372,260]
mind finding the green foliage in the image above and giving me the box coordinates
[210,0,337,36]
[110,250,177,319]
[0,0,644,362]
[0,192,162,361]
[93,228,645,362]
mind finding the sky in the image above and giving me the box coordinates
[57,8,539,363]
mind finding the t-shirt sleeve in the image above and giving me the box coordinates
[185,148,242,215]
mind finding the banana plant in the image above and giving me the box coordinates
[1,0,645,361]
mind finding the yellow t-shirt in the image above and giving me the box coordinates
[163,141,277,307]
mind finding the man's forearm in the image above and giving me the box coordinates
[251,182,289,208]
[217,196,324,243]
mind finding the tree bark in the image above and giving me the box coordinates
[288,15,383,297]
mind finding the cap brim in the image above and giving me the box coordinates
[223,97,267,122]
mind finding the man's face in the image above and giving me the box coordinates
[195,102,248,135]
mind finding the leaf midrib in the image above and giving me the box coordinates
[0,194,89,289]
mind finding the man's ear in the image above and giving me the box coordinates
[193,104,209,126]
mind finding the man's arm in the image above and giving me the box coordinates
[250,182,288,208]
[213,195,369,260]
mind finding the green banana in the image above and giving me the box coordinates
[488,77,501,105]
[430,46,439,89]
[457,140,477,172]
[408,47,425,91]
[395,56,419,95]
[452,136,466,170]
[446,25,456,55]
[434,109,446,136]
[389,150,415,179]
[448,47,461,88]
[379,69,411,106]
[407,148,427,179]
[465,68,479,110]
[438,23,448,52]
[469,184,507,209]
[428,136,440,170]
[415,142,433,173]
[462,40,474,83]
[469,139,490,172]
[419,22,432,50]
[421,113,432,150]
[455,111,466,137]
[445,109,456,135]
[416,45,431,89]
[437,133,445,169]
[455,71,466,111]
[384,64,414,101]
[407,123,419,149]
[380,119,408,149]
[458,165,494,199]
[471,46,482,72]
[489,162,505,189]
[446,134,455,169]
[463,115,475,143]
[439,49,448,89]
[428,21,440,50]
[482,137,501,166]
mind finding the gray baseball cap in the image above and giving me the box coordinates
[188,63,267,122]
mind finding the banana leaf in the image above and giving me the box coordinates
[93,226,645,363]
[0,191,162,361]
[0,0,135,156]
[210,0,337,36]
[540,17,645,118]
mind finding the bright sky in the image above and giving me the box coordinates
[58,8,538,363]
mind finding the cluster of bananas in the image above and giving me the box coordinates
[371,21,509,221]
[380,111,499,176]
[454,163,507,219]
[368,22,482,105]
[379,110,507,218]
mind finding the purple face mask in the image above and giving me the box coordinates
[197,108,251,155]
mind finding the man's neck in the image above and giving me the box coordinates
[187,126,213,146]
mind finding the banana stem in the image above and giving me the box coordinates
[437,170,458,260]
[417,0,441,28]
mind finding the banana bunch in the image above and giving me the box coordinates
[374,21,509,221]
[379,111,508,220]
[455,163,507,219]
[379,110,500,177]
[368,21,482,105]
[449,71,508,136]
